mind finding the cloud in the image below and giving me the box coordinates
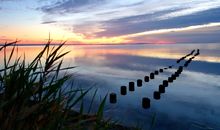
[123,23,220,38]
[0,0,14,1]
[41,0,107,14]
[157,1,220,20]
[41,20,57,24]
[39,0,220,39]
[127,25,220,43]
[2,0,220,44]
[95,8,220,37]
[0,36,13,42]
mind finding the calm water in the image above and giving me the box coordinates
[1,43,220,130]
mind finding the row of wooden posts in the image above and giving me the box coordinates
[109,49,200,109]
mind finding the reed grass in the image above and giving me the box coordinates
[0,41,110,130]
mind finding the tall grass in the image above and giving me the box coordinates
[0,41,108,130]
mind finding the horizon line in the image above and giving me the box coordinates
[0,43,156,46]
[0,42,219,46]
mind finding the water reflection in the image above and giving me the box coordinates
[1,43,220,130]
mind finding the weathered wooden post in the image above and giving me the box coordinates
[109,93,117,103]
[154,91,160,100]
[175,72,179,77]
[129,82,135,91]
[159,85,165,93]
[142,97,151,109]
[144,76,149,82]
[150,73,155,79]
[137,79,142,87]
[120,86,127,95]
[163,80,168,87]
[172,74,176,80]
[168,77,173,83]
[190,49,195,55]
[178,66,183,73]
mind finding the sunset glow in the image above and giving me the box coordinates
[1,1,220,129]
[1,0,220,44]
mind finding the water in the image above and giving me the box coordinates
[1,43,220,130]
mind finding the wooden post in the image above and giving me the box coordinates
[150,73,154,79]
[109,93,117,104]
[144,76,149,82]
[120,86,127,95]
[168,77,173,83]
[142,97,150,109]
[159,85,165,93]
[163,80,168,87]
[172,74,176,80]
[137,79,142,87]
[154,91,160,100]
[175,72,179,77]
[129,82,135,91]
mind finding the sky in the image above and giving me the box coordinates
[0,0,220,44]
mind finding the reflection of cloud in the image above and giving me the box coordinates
[106,54,220,75]
[184,60,220,75]
[67,49,220,129]
[72,49,220,76]
[60,48,220,130]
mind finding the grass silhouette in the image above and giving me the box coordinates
[0,40,116,130]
